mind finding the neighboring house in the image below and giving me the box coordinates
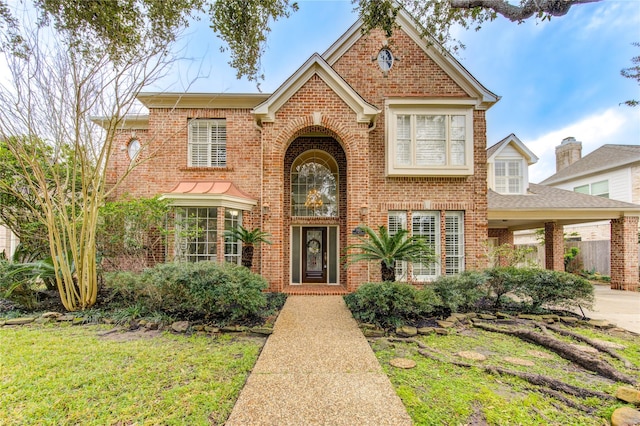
[537,140,640,241]
[106,9,499,294]
[0,225,18,259]
[104,10,639,293]
[486,136,640,290]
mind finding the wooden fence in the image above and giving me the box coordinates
[514,240,639,276]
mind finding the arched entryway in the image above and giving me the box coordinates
[284,136,347,289]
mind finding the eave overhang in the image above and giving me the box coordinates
[137,93,271,109]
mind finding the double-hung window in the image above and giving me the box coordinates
[224,209,242,264]
[445,212,464,274]
[386,101,474,176]
[412,211,440,281]
[188,119,227,167]
[175,207,218,262]
[495,159,523,194]
[388,211,408,281]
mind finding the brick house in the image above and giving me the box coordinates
[106,10,498,294]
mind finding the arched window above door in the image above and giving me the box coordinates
[291,150,338,217]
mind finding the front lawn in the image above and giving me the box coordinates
[0,324,262,425]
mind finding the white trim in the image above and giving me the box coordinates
[253,53,380,124]
[488,134,539,165]
[137,92,270,109]
[160,194,257,211]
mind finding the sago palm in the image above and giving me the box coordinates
[345,225,436,282]
[225,225,272,268]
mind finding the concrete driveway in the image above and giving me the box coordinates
[579,284,640,334]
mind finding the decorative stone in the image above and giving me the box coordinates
[363,328,385,338]
[588,319,614,329]
[220,325,248,333]
[457,351,487,361]
[434,328,449,335]
[611,406,640,426]
[34,317,52,324]
[527,350,554,360]
[250,327,274,336]
[465,312,478,319]
[451,313,469,320]
[478,314,497,320]
[570,344,599,354]
[594,339,625,350]
[417,327,435,335]
[436,320,455,329]
[542,314,560,321]
[0,320,5,326]
[57,315,75,322]
[395,326,418,337]
[496,312,511,319]
[390,358,417,369]
[103,318,115,324]
[445,316,459,323]
[171,321,190,333]
[145,322,159,330]
[360,323,377,329]
[503,357,535,366]
[518,314,541,321]
[72,317,85,325]
[192,325,205,332]
[560,316,578,324]
[204,326,220,333]
[138,319,148,327]
[615,387,640,405]
[5,317,35,325]
[42,312,62,319]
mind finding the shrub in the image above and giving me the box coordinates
[429,271,487,313]
[103,261,268,323]
[513,268,594,312]
[0,259,39,310]
[485,267,522,308]
[344,281,440,329]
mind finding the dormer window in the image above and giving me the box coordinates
[495,159,523,194]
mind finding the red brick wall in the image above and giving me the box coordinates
[544,222,565,271]
[611,216,639,291]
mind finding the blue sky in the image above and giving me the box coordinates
[156,0,640,183]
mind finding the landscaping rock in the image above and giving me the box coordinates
[363,328,385,338]
[171,321,190,333]
[518,314,541,321]
[145,322,159,330]
[456,351,487,361]
[57,315,75,322]
[503,357,535,367]
[42,312,62,319]
[221,325,248,333]
[588,319,614,329]
[103,318,115,324]
[615,387,640,405]
[417,327,435,335]
[527,350,554,360]
[0,320,4,326]
[496,312,511,319]
[436,320,455,329]
[250,327,274,336]
[542,314,560,321]
[5,317,36,325]
[451,313,469,321]
[611,406,640,426]
[478,313,497,320]
[569,344,599,354]
[434,328,449,335]
[390,358,417,369]
[445,316,459,323]
[396,326,418,337]
[34,317,52,324]
[72,317,85,326]
[204,326,220,333]
[560,316,578,324]
[192,325,205,332]
[593,339,625,350]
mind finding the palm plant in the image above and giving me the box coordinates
[345,225,436,282]
[225,225,272,269]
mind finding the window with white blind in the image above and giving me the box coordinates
[188,119,227,167]
[386,102,474,176]
[495,159,523,194]
[388,211,408,281]
[412,211,440,281]
[445,212,464,274]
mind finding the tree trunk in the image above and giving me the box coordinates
[381,261,395,282]
[241,245,254,268]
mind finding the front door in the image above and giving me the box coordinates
[302,227,327,283]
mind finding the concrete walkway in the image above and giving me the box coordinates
[225,296,412,426]
[579,285,640,334]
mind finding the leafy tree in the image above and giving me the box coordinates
[621,42,639,107]
[1,0,600,83]
[345,225,436,282]
[0,7,190,311]
[225,225,272,269]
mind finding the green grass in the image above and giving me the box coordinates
[373,327,640,426]
[0,324,262,425]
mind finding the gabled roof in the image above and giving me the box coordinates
[252,53,380,123]
[541,144,640,185]
[322,8,499,110]
[487,133,539,165]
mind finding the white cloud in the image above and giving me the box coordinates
[528,107,640,183]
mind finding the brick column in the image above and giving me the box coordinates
[544,222,564,271]
[610,216,639,291]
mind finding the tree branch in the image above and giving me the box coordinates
[449,0,602,22]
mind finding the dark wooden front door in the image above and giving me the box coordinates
[302,227,327,283]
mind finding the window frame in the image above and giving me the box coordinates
[494,158,524,194]
[388,211,408,281]
[224,209,242,264]
[188,119,227,168]
[385,100,475,176]
[412,211,441,281]
[573,180,609,198]
[175,207,218,262]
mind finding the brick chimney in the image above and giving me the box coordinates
[555,137,582,172]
